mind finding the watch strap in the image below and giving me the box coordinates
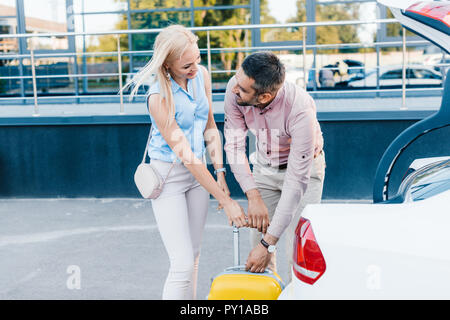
[260,238,270,249]
[214,167,226,175]
[261,238,276,253]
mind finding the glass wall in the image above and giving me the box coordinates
[0,0,17,53]
[0,0,446,100]
[72,0,253,94]
[309,0,446,91]
[0,0,17,95]
[1,0,75,97]
[259,0,305,43]
[23,0,68,50]
[313,1,372,89]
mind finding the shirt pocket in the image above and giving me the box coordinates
[272,132,291,152]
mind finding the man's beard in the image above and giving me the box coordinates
[235,98,249,106]
[235,95,257,107]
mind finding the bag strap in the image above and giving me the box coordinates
[143,95,177,182]
[141,125,153,164]
[142,73,203,179]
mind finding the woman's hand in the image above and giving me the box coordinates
[216,172,247,228]
[221,198,248,228]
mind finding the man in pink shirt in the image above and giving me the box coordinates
[224,52,326,277]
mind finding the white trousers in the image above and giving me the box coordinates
[150,159,210,300]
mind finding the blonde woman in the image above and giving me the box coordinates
[124,25,247,300]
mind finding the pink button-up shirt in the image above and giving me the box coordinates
[224,76,324,238]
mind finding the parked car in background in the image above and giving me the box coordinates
[424,56,450,75]
[347,66,442,88]
[342,59,366,79]
[318,59,365,88]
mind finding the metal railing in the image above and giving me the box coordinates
[0,18,447,116]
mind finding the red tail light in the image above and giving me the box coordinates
[404,2,450,32]
[406,2,450,26]
[293,217,326,285]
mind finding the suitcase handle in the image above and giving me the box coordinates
[233,225,240,266]
[225,265,274,275]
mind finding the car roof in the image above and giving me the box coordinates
[362,65,441,75]
[378,65,440,73]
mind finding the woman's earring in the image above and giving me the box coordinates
[164,66,170,79]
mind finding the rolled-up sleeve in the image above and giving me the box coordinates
[266,98,316,238]
[223,79,257,194]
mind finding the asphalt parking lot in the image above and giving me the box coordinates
[0,198,292,300]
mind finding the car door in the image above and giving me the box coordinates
[379,69,405,87]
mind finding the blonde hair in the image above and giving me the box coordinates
[123,25,198,128]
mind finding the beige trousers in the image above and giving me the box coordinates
[250,151,326,281]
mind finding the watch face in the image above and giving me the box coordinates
[261,239,276,253]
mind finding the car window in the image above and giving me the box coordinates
[406,163,450,201]
[411,69,441,79]
[380,70,402,80]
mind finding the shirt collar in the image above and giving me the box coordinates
[257,83,285,114]
[170,77,195,100]
[170,77,182,93]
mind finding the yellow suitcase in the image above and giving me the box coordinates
[207,226,284,300]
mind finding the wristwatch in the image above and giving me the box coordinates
[260,238,276,253]
[214,167,227,175]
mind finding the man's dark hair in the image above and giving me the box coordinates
[241,51,286,95]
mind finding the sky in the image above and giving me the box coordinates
[24,0,67,24]
[266,0,378,44]
[268,0,298,23]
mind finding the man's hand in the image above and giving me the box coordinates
[245,243,272,273]
[246,189,269,233]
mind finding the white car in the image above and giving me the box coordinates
[278,158,450,300]
[348,66,442,88]
[279,0,450,300]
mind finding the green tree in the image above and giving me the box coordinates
[128,0,191,52]
[313,3,360,52]
[88,0,250,76]
[87,0,362,68]
[259,1,360,52]
[386,8,416,38]
[194,1,251,75]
